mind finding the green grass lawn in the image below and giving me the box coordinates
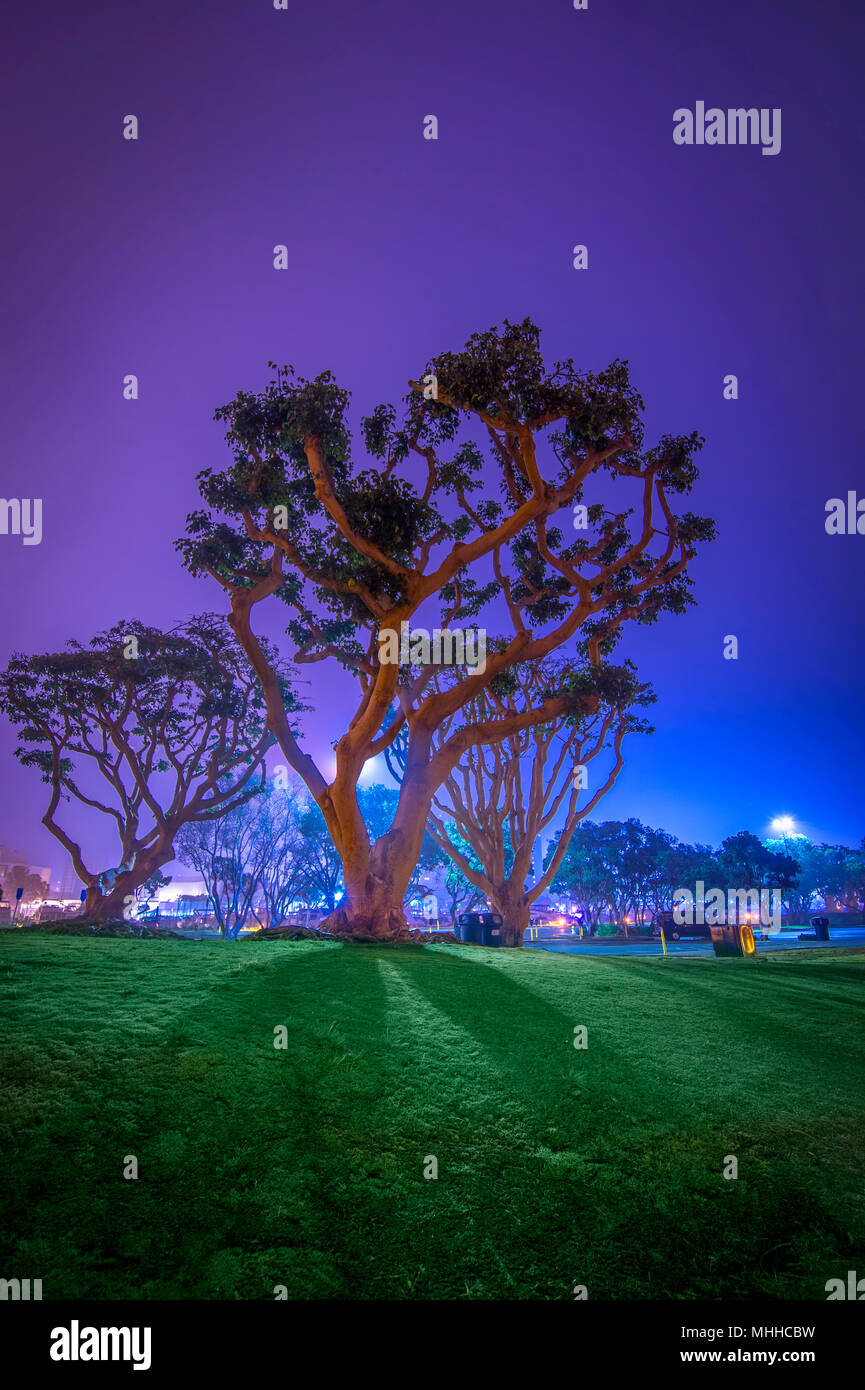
[1,935,863,1300]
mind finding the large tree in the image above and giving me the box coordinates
[425,659,653,944]
[178,318,712,941]
[0,615,296,920]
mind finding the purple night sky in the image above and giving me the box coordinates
[1,0,862,880]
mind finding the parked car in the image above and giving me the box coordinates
[652,910,712,942]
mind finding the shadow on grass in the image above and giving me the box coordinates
[2,940,863,1300]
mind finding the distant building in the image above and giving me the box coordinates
[149,880,212,920]
[172,894,213,919]
[406,890,439,922]
[54,859,83,900]
[154,879,206,905]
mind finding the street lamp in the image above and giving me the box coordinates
[771,815,797,859]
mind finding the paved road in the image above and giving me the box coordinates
[525,928,865,957]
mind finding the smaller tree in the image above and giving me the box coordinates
[546,821,612,931]
[176,783,341,933]
[426,661,652,944]
[804,842,865,913]
[135,869,172,917]
[253,786,312,927]
[175,799,265,937]
[653,840,718,917]
[764,837,823,921]
[547,819,661,932]
[623,824,678,925]
[0,615,300,920]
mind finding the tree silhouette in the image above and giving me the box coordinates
[0,615,299,920]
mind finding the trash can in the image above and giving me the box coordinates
[710,921,756,957]
[457,912,503,946]
[480,915,503,946]
[811,916,830,941]
[457,913,477,944]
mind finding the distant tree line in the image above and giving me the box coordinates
[545,821,865,930]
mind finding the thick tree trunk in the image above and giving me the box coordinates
[319,856,411,941]
[79,848,174,923]
[320,891,410,942]
[319,791,424,942]
[490,894,531,948]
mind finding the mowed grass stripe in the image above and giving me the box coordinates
[0,936,863,1299]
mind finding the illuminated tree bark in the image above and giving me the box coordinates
[179,320,713,940]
